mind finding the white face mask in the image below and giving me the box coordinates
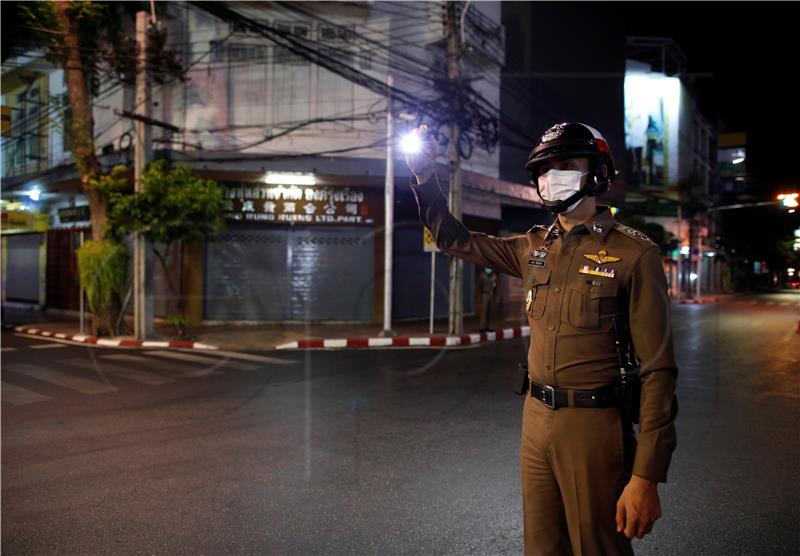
[537,169,589,212]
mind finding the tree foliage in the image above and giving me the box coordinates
[105,160,226,314]
[106,160,226,246]
[76,239,129,336]
[20,1,185,95]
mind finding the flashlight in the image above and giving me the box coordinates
[401,132,422,155]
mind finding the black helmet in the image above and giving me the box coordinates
[525,122,616,199]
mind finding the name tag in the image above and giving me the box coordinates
[528,259,546,267]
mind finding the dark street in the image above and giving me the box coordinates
[3,292,798,555]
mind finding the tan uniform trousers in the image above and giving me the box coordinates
[520,392,637,556]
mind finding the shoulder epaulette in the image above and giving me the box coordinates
[612,222,656,246]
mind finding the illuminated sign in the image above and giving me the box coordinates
[624,71,681,189]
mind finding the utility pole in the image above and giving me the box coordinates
[134,11,154,339]
[676,204,683,300]
[381,74,395,337]
[695,215,703,300]
[445,1,463,335]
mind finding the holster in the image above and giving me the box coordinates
[615,371,642,425]
[514,362,530,395]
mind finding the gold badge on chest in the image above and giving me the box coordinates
[583,249,621,265]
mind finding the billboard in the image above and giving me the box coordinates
[624,70,681,189]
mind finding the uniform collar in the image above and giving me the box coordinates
[587,206,615,244]
[554,206,615,244]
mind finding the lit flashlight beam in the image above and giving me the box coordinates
[401,133,422,155]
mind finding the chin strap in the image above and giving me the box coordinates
[544,187,588,214]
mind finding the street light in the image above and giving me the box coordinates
[777,193,799,208]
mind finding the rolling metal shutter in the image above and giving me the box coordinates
[204,226,373,321]
[5,233,43,304]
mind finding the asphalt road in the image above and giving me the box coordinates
[2,291,799,555]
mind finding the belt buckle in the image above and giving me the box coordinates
[540,385,556,409]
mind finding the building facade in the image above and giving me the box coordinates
[1,1,542,326]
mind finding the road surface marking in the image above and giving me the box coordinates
[62,358,175,386]
[30,343,68,350]
[1,381,52,405]
[1,347,16,352]
[204,349,296,365]
[143,350,255,370]
[101,353,221,377]
[5,363,118,395]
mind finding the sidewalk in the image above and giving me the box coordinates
[2,304,529,351]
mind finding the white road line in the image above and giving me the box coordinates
[101,353,221,377]
[1,381,52,405]
[143,350,256,370]
[62,358,175,386]
[30,343,68,350]
[204,349,296,364]
[1,347,16,352]
[6,364,118,395]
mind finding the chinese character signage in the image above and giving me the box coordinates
[222,184,375,225]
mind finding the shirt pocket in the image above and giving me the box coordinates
[566,279,620,330]
[525,267,551,320]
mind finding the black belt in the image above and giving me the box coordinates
[530,382,620,409]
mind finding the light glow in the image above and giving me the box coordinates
[264,173,317,186]
[401,133,422,155]
[27,186,41,201]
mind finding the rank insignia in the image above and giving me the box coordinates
[578,265,616,278]
[531,249,548,258]
[583,249,621,265]
[526,289,533,311]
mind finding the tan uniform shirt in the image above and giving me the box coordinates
[410,177,678,483]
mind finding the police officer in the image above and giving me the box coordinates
[405,123,678,555]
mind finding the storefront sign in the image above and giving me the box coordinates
[222,184,375,225]
[1,210,49,232]
[58,205,91,224]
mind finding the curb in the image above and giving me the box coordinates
[275,326,530,350]
[13,326,219,350]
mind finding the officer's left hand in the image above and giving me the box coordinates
[615,475,662,539]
